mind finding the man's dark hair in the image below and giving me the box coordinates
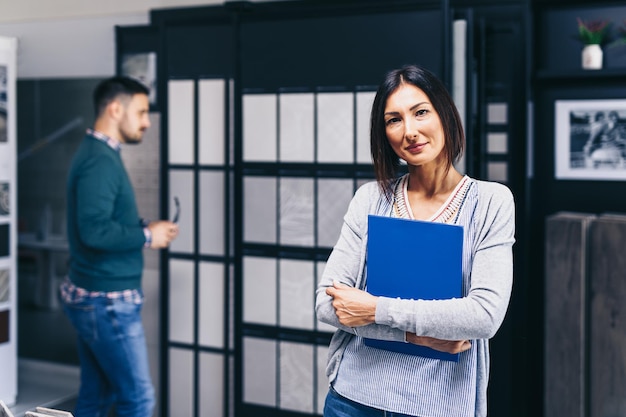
[93,76,149,117]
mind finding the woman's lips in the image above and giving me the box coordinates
[406,143,426,153]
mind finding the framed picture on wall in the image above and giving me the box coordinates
[120,52,157,107]
[0,65,7,143]
[555,99,626,180]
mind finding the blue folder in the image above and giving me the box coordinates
[364,215,463,361]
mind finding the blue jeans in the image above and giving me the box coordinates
[324,386,416,417]
[62,295,155,417]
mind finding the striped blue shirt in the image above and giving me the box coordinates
[316,175,515,417]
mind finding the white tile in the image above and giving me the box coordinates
[487,132,508,154]
[316,345,330,414]
[168,259,194,344]
[243,176,276,244]
[168,80,195,165]
[199,171,225,256]
[279,177,314,247]
[279,259,314,330]
[199,79,226,166]
[199,262,225,348]
[243,337,276,406]
[317,178,353,247]
[317,92,354,163]
[243,256,276,326]
[168,170,195,253]
[356,91,375,164]
[280,341,313,413]
[243,94,277,162]
[279,93,314,162]
[169,348,194,417]
[199,352,224,417]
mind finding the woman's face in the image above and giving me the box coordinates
[383,83,446,168]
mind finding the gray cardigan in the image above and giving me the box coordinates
[315,177,515,416]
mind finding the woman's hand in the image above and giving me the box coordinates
[326,280,377,327]
[406,333,471,354]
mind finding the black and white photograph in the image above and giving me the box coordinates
[0,182,8,215]
[555,99,626,181]
[0,269,8,303]
[0,65,7,143]
[120,52,157,106]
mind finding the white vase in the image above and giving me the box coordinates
[582,44,603,70]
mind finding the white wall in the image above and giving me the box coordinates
[0,14,151,78]
[0,1,233,78]
[0,0,223,24]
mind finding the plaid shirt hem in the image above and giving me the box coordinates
[60,278,143,304]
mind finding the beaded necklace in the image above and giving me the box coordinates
[393,174,470,224]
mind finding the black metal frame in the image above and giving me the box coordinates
[114,1,539,416]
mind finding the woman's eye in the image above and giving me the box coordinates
[385,117,400,125]
[416,109,428,117]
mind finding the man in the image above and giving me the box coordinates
[60,76,178,417]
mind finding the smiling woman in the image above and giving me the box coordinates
[316,64,515,417]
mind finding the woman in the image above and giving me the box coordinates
[315,64,515,417]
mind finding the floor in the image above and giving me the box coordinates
[6,358,79,417]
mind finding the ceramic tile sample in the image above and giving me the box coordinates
[0,183,8,215]
[356,91,375,164]
[199,79,225,166]
[243,176,277,244]
[168,80,195,165]
[168,259,195,344]
[243,94,277,162]
[199,171,225,256]
[487,102,507,125]
[0,155,8,180]
[0,269,7,302]
[279,259,314,330]
[317,92,354,163]
[199,262,225,348]
[279,177,314,246]
[317,178,353,247]
[199,352,224,417]
[280,341,313,413]
[487,161,507,183]
[590,215,626,417]
[317,345,330,413]
[169,170,195,253]
[169,347,194,416]
[243,337,276,406]
[544,212,593,417]
[279,93,314,162]
[243,256,276,325]
[487,132,508,154]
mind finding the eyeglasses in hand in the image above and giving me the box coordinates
[172,196,180,223]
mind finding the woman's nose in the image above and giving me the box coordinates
[404,120,419,141]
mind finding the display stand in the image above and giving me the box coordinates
[0,36,18,406]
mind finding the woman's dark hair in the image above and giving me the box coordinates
[370,64,465,198]
[93,76,149,118]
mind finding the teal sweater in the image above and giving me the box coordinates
[66,134,146,292]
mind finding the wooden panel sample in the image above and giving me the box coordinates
[545,212,595,417]
[590,214,626,417]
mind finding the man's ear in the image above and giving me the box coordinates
[107,99,123,120]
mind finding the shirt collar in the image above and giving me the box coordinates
[87,128,121,152]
